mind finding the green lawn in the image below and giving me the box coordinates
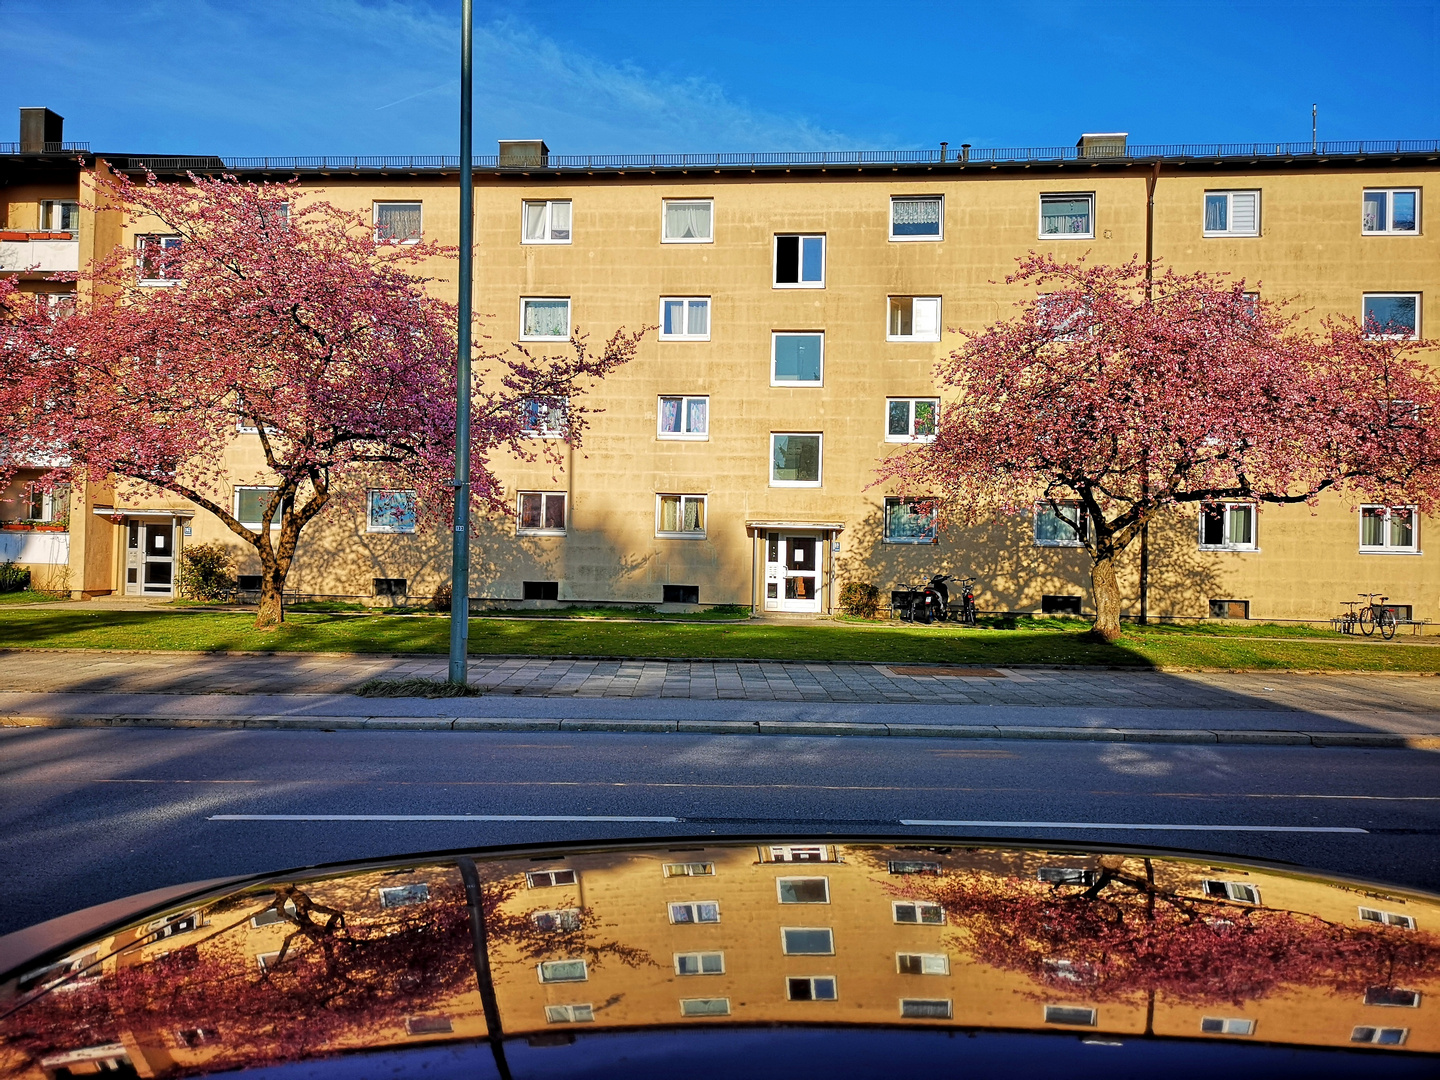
[0,590,68,605]
[0,608,1436,672]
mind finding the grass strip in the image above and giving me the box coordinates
[354,676,483,698]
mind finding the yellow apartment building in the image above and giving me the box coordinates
[2,108,1437,624]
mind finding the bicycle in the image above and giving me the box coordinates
[1357,592,1398,641]
[1330,600,1361,635]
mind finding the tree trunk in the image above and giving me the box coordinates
[255,560,286,630]
[1090,551,1123,640]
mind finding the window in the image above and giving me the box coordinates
[1203,880,1260,904]
[893,901,945,925]
[774,234,825,287]
[787,976,838,1000]
[680,997,730,1016]
[1044,1005,1097,1026]
[41,200,78,232]
[175,1027,219,1047]
[1038,867,1098,886]
[1040,193,1094,238]
[888,860,940,875]
[532,908,582,932]
[768,845,830,862]
[148,913,198,938]
[898,953,950,975]
[658,395,709,438]
[367,490,416,534]
[772,332,824,385]
[662,199,713,242]
[373,577,407,597]
[1201,1017,1255,1035]
[522,199,571,243]
[250,903,295,928]
[1199,502,1256,550]
[900,999,952,1019]
[1209,600,1249,620]
[378,883,429,908]
[136,234,182,283]
[256,952,281,972]
[1035,501,1089,547]
[771,433,822,487]
[1042,595,1083,615]
[660,298,710,340]
[518,492,566,535]
[884,497,938,544]
[777,878,830,904]
[781,927,834,955]
[657,494,706,538]
[526,869,578,888]
[886,398,938,441]
[538,959,588,983]
[235,487,287,529]
[888,297,942,342]
[521,298,571,341]
[1364,987,1421,1008]
[373,201,422,242]
[522,397,568,437]
[1360,505,1418,552]
[24,486,59,522]
[891,196,943,240]
[1352,1026,1408,1045]
[663,585,699,604]
[1036,292,1090,341]
[1363,189,1419,235]
[664,862,715,877]
[1359,906,1417,929]
[1203,190,1260,237]
[675,952,724,975]
[669,901,720,924]
[405,1016,454,1035]
[1363,293,1420,339]
[522,581,559,600]
[237,575,263,591]
[545,1004,594,1023]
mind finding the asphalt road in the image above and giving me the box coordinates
[3,726,1439,937]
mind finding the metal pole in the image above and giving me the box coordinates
[1312,104,1317,153]
[448,0,474,685]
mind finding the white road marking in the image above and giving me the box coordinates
[900,819,1368,833]
[209,814,680,822]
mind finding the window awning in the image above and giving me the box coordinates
[91,505,197,518]
[745,520,845,532]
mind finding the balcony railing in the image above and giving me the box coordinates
[0,233,80,273]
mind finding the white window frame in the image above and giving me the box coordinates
[372,201,422,244]
[1198,502,1257,551]
[256,951,281,972]
[1352,1025,1409,1045]
[888,860,941,875]
[520,297,572,342]
[526,868,577,888]
[656,494,707,539]
[521,199,572,244]
[889,195,944,242]
[41,199,79,232]
[657,395,709,440]
[531,907,582,931]
[516,491,567,536]
[679,997,730,1016]
[521,397,568,439]
[674,951,725,975]
[1038,867,1098,885]
[885,398,939,442]
[545,1003,594,1023]
[1044,1005,1097,1026]
[892,900,945,925]
[668,900,720,924]
[661,198,714,244]
[234,486,285,530]
[1362,189,1420,235]
[1364,987,1421,1008]
[771,331,824,387]
[1359,906,1417,929]
[773,234,826,288]
[1359,504,1419,554]
[776,877,830,904]
[1362,292,1421,339]
[780,926,835,955]
[770,433,823,488]
[1202,190,1261,237]
[883,497,938,545]
[1034,501,1089,548]
[1039,192,1095,239]
[537,959,588,983]
[1201,1016,1255,1035]
[135,234,182,285]
[767,844,831,862]
[897,953,950,975]
[663,861,715,877]
[886,297,943,342]
[1203,879,1260,904]
[786,975,838,1000]
[658,297,711,341]
[367,489,417,534]
[900,998,953,1019]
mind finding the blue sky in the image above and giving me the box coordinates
[2,0,1436,156]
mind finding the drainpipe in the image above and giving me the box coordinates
[1139,161,1161,625]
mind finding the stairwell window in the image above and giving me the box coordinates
[517,492,566,535]
[367,490,417,534]
[521,298,571,341]
[772,333,823,385]
[522,199,571,243]
[1363,293,1420,339]
[777,877,830,903]
[1360,505,1418,552]
[658,396,709,439]
[774,234,825,287]
[887,297,942,342]
[136,234,182,284]
[1204,191,1260,237]
[662,199,713,243]
[1363,189,1419,234]
[890,196,943,240]
[1199,503,1256,550]
[660,297,710,340]
[373,201,422,243]
[657,494,706,538]
[771,434,822,487]
[1040,193,1094,238]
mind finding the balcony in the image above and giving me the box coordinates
[0,231,79,273]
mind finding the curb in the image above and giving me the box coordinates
[2,714,1437,749]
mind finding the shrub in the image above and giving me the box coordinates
[839,580,880,619]
[431,582,452,612]
[178,541,238,601]
[0,561,31,594]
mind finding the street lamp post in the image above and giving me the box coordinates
[448,0,474,685]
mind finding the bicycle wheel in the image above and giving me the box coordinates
[1380,610,1397,640]
[1359,607,1376,636]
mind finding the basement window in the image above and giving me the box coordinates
[662,584,700,604]
[373,578,407,597]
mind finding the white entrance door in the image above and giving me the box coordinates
[763,532,822,613]
[125,520,175,597]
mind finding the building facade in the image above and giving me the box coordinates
[2,109,1437,623]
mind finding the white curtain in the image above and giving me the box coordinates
[665,202,711,239]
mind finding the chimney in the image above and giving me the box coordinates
[1076,132,1127,159]
[20,107,64,153]
[498,139,549,168]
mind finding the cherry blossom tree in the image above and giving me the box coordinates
[881,255,1440,638]
[0,171,642,628]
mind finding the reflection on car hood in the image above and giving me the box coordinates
[1,838,1438,1078]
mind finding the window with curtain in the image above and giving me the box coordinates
[657,494,706,536]
[660,297,710,339]
[1203,191,1260,237]
[373,202,422,242]
[658,396,708,438]
[888,297,942,341]
[884,497,937,543]
[521,298,571,340]
[1040,193,1094,237]
[1360,505,1417,551]
[517,492,566,534]
[662,199,713,242]
[890,196,943,239]
[522,200,571,242]
[1198,503,1256,550]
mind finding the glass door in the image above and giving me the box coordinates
[141,521,175,596]
[764,532,821,613]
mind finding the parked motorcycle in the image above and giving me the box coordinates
[895,573,978,625]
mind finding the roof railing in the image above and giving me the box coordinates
[0,141,91,155]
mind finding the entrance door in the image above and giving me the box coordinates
[127,520,175,597]
[764,532,822,613]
